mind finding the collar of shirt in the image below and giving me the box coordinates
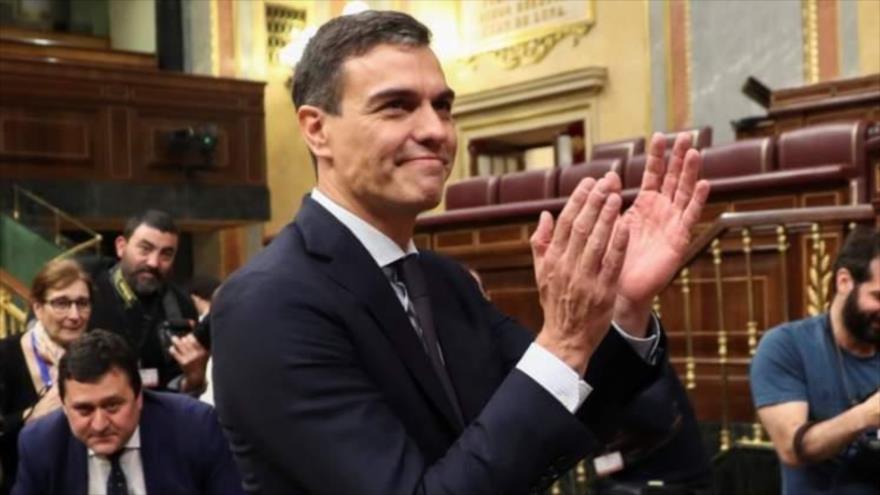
[311,188,418,267]
[88,426,140,457]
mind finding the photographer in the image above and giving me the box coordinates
[751,226,880,495]
[86,210,207,394]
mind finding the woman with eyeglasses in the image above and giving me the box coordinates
[0,258,93,495]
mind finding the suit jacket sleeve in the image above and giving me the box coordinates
[11,422,44,495]
[213,267,598,495]
[442,258,665,442]
[195,404,246,495]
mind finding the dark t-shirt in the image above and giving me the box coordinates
[86,264,198,391]
[751,314,880,495]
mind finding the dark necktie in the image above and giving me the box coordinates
[391,255,463,424]
[107,452,128,495]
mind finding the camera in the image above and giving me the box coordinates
[845,428,880,482]
[158,318,192,355]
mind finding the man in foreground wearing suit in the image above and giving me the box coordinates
[211,10,710,494]
[13,330,243,495]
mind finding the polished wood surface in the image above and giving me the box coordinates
[0,46,265,188]
[416,187,878,425]
[737,74,880,139]
[0,26,110,49]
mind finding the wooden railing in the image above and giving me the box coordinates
[664,204,877,452]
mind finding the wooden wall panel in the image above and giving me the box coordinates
[0,54,266,189]
[0,107,104,176]
[107,107,132,179]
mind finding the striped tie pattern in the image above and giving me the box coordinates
[387,255,463,425]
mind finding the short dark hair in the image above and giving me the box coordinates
[833,226,880,288]
[292,10,432,114]
[123,209,178,239]
[58,329,142,400]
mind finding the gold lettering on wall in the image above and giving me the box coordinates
[461,0,595,70]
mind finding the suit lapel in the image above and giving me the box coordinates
[65,437,88,495]
[295,196,463,432]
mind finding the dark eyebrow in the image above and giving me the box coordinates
[365,87,456,110]
[137,240,156,249]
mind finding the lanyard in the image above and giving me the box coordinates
[30,331,53,389]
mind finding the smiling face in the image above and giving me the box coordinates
[32,279,91,347]
[304,43,456,228]
[63,367,142,456]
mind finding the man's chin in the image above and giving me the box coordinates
[133,279,162,296]
[87,439,122,455]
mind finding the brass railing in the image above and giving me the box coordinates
[655,204,877,453]
[0,269,29,339]
[2,185,102,337]
[12,184,102,258]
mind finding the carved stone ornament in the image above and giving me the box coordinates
[463,22,593,71]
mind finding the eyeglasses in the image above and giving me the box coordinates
[45,297,92,313]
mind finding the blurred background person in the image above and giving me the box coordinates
[0,258,93,495]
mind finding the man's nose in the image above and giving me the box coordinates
[413,104,449,145]
[145,252,161,268]
[91,410,108,431]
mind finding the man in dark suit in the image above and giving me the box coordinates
[12,330,243,495]
[211,10,710,494]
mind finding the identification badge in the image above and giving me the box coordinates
[593,451,624,477]
[140,368,159,388]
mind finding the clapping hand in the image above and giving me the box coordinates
[612,132,710,335]
[529,174,630,375]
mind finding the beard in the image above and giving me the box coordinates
[121,263,165,296]
[841,288,880,345]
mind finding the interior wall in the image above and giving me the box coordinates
[108,0,156,53]
[858,0,880,74]
[442,0,651,145]
[178,0,879,238]
[689,0,803,144]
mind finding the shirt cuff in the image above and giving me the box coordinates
[516,342,592,413]
[612,314,661,364]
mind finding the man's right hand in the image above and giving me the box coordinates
[529,173,629,376]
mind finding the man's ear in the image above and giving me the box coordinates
[297,105,332,161]
[835,267,854,295]
[115,235,127,259]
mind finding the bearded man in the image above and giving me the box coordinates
[752,226,880,495]
[87,210,207,394]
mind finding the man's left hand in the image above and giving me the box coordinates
[613,132,710,335]
[170,333,209,392]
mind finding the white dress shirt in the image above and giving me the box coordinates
[87,427,147,495]
[310,188,658,413]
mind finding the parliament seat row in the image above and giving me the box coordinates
[425,120,878,228]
